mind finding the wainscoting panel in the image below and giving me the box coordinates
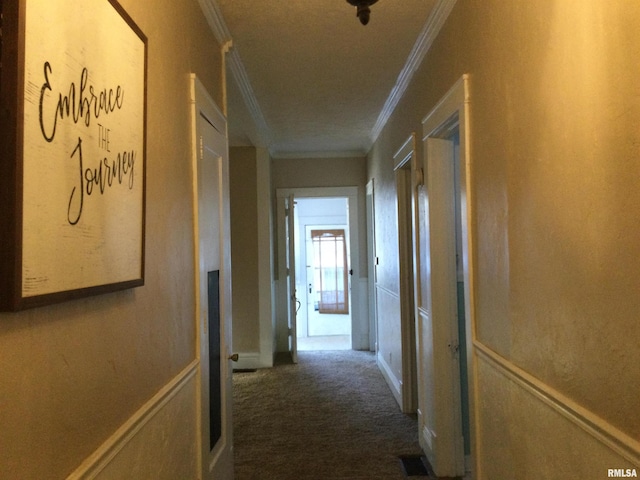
[475,344,639,479]
[378,350,402,407]
[67,361,199,480]
[352,278,370,350]
[375,284,403,407]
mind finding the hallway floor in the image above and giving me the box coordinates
[232,350,425,479]
[296,334,351,351]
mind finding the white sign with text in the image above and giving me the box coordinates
[22,0,146,297]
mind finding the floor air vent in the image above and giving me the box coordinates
[398,454,430,477]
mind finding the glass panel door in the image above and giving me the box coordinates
[311,229,349,314]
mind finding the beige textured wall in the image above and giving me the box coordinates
[369,0,640,473]
[272,156,367,190]
[230,147,260,352]
[0,0,223,478]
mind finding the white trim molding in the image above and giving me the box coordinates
[371,0,458,144]
[233,352,265,370]
[226,53,271,146]
[377,351,402,407]
[393,133,417,171]
[418,73,473,477]
[272,149,367,160]
[197,0,230,44]
[67,360,199,479]
[475,341,640,467]
[199,0,457,157]
[198,0,272,147]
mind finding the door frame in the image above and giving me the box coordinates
[304,223,352,337]
[276,186,365,353]
[417,74,478,477]
[393,134,418,414]
[365,180,378,353]
[190,75,234,480]
[285,194,298,363]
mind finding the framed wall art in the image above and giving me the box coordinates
[0,0,147,311]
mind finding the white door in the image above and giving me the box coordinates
[428,137,464,475]
[413,135,465,477]
[305,225,352,338]
[285,195,298,363]
[191,76,234,480]
[415,75,474,477]
[366,181,378,352]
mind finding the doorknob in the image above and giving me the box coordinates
[228,353,239,362]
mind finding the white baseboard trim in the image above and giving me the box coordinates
[475,341,640,466]
[377,352,403,408]
[422,425,435,452]
[67,359,199,479]
[233,352,269,370]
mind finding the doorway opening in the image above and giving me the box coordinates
[276,186,365,360]
[416,74,475,477]
[295,197,352,351]
[393,134,418,414]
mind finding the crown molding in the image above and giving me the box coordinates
[226,52,272,146]
[198,0,272,147]
[199,0,456,157]
[197,0,230,43]
[271,149,368,160]
[370,0,458,145]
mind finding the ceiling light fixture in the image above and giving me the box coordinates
[346,0,379,26]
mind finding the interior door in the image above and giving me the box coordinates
[191,77,234,480]
[366,180,378,352]
[311,229,349,315]
[413,136,464,476]
[285,195,298,363]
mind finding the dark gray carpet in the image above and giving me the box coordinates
[233,350,423,480]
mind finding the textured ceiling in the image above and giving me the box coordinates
[216,0,439,158]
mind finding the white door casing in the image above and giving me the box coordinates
[415,74,476,477]
[190,75,234,480]
[426,136,463,474]
[286,195,298,363]
[365,180,378,353]
[394,134,418,414]
[276,187,366,351]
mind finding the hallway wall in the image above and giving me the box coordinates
[368,0,640,476]
[230,147,260,352]
[0,0,223,478]
[229,146,275,369]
